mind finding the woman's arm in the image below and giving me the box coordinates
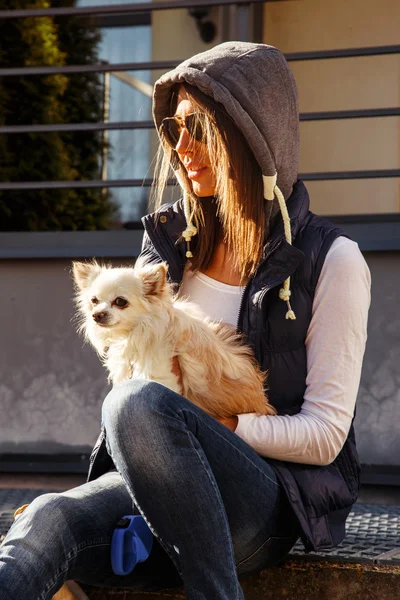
[234,237,371,465]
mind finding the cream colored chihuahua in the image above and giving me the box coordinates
[72,260,275,419]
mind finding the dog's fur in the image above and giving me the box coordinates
[72,260,275,419]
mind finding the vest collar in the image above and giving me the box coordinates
[142,180,310,287]
[266,180,310,250]
[254,181,308,290]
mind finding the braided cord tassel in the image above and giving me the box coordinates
[182,193,197,258]
[274,184,296,320]
[182,224,198,258]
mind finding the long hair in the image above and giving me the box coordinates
[151,83,270,284]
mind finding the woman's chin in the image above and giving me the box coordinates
[192,182,216,197]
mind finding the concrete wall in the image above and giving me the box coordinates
[356,251,400,464]
[264,0,400,216]
[0,257,131,456]
[0,247,398,466]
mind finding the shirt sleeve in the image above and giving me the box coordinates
[235,237,371,466]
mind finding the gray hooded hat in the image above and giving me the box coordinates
[153,41,299,201]
[152,42,300,319]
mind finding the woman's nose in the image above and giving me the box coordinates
[175,126,192,155]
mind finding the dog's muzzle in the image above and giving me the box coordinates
[93,311,109,324]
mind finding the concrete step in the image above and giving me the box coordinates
[81,560,400,600]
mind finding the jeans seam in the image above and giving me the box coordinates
[40,540,111,600]
[70,537,111,558]
[236,535,298,571]
[236,536,273,570]
[184,427,245,600]
[178,406,280,488]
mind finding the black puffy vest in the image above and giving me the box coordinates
[88,180,361,552]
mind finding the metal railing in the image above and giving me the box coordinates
[0,0,269,18]
[0,3,399,196]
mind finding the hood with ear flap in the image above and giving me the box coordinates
[153,41,299,201]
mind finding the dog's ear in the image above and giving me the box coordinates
[72,261,102,290]
[136,263,168,298]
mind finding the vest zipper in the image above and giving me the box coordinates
[236,286,247,334]
[236,253,270,333]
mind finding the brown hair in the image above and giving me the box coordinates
[151,83,267,284]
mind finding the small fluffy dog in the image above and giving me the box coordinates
[72,260,275,419]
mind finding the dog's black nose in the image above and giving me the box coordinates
[93,311,107,323]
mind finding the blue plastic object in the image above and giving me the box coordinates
[111,515,153,576]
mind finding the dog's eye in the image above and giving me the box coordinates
[91,297,99,305]
[114,297,128,308]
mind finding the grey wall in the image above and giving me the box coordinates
[0,247,399,466]
[355,251,400,465]
[0,257,133,456]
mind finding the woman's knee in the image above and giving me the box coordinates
[102,379,179,435]
[12,493,75,548]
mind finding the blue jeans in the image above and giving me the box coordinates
[0,381,298,600]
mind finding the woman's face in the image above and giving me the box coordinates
[173,88,217,197]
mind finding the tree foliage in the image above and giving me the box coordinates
[0,0,115,231]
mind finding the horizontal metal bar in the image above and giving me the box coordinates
[2,108,399,135]
[0,179,157,190]
[2,43,400,78]
[1,170,400,191]
[0,121,154,134]
[300,107,400,121]
[90,13,151,28]
[0,0,267,19]
[301,169,400,181]
[285,45,400,61]
[0,61,178,77]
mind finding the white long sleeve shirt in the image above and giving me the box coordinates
[179,237,371,466]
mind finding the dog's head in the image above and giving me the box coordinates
[72,261,170,340]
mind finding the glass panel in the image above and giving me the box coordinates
[78,0,152,223]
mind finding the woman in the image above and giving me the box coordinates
[0,42,370,600]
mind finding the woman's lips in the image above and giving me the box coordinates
[187,166,207,180]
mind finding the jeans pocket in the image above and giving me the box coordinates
[236,535,298,577]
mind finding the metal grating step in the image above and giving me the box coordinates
[1,490,399,566]
[290,503,400,566]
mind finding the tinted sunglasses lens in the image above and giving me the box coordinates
[185,114,204,142]
[162,119,180,147]
[161,114,205,147]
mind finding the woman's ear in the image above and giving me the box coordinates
[136,263,169,298]
[72,261,102,290]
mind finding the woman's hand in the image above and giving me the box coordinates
[216,416,238,432]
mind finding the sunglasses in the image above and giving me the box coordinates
[160,113,205,148]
